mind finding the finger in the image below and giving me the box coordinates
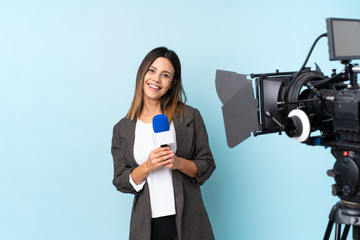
[155,153,174,164]
[149,149,169,159]
[161,159,174,168]
[153,150,173,160]
[152,147,170,154]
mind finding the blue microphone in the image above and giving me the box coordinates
[152,114,174,147]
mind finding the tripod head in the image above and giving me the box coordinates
[328,149,360,204]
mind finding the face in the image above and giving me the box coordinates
[143,57,176,103]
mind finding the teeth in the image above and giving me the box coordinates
[148,84,160,90]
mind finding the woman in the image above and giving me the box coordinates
[111,47,215,240]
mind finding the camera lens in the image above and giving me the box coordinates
[284,116,303,138]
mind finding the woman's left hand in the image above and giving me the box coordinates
[164,151,199,178]
[163,150,180,170]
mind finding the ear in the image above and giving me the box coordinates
[170,79,177,89]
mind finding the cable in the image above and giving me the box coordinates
[285,33,328,103]
[295,33,327,78]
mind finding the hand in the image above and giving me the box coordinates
[163,150,180,170]
[144,147,174,173]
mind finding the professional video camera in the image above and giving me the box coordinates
[216,18,360,240]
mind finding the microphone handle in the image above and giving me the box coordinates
[161,144,169,148]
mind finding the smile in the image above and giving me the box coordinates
[148,83,161,90]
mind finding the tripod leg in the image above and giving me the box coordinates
[335,224,342,240]
[324,220,334,240]
[353,226,360,240]
[340,225,350,240]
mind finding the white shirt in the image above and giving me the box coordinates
[130,119,177,218]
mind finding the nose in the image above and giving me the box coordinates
[153,73,161,83]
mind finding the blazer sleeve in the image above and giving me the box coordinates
[191,108,216,186]
[111,123,139,195]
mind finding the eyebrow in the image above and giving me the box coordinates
[149,66,173,76]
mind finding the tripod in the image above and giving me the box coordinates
[324,201,360,240]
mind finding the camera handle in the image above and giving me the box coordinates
[341,60,359,88]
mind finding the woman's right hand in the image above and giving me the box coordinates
[144,147,174,173]
[131,147,174,185]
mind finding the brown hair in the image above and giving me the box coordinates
[126,47,187,122]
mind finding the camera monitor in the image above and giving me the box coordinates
[326,18,360,61]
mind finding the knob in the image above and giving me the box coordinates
[342,183,355,197]
[343,185,351,196]
[327,169,337,177]
[331,184,341,196]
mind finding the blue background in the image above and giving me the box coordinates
[1,1,360,239]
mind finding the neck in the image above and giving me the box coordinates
[140,99,162,123]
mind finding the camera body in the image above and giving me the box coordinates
[251,65,360,203]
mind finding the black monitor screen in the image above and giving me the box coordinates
[326,18,360,61]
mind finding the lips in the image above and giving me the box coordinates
[148,83,161,90]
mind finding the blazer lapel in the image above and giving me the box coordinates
[173,111,194,160]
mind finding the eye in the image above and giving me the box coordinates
[162,73,170,78]
[148,68,155,73]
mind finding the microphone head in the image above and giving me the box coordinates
[152,114,170,133]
